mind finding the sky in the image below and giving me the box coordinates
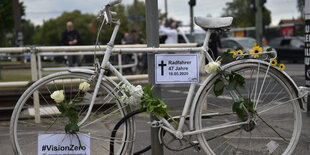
[20,0,300,26]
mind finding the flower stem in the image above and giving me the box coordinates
[75,133,82,147]
[255,113,287,142]
[45,114,59,132]
[167,113,179,127]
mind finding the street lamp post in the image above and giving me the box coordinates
[145,0,163,154]
[188,0,196,42]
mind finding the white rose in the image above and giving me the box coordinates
[79,82,90,92]
[50,90,65,103]
[127,96,141,106]
[205,61,221,74]
[120,84,127,91]
[130,85,144,98]
[119,95,127,103]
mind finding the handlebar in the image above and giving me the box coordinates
[97,0,121,22]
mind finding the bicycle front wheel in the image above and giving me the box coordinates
[10,71,134,155]
[194,61,302,155]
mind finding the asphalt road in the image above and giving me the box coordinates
[0,63,309,154]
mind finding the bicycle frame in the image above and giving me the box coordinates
[76,12,222,139]
[77,3,305,141]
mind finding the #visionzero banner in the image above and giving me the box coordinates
[38,134,90,155]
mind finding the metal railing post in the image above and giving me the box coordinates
[30,47,41,123]
[37,52,43,78]
[145,0,163,155]
[118,53,123,74]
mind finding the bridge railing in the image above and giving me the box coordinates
[0,43,198,88]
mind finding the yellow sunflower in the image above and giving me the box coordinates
[270,59,277,67]
[230,50,237,58]
[279,64,285,71]
[236,50,243,55]
[250,44,263,58]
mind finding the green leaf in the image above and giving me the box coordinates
[220,49,234,60]
[57,104,65,113]
[267,53,275,58]
[214,79,225,96]
[143,84,153,97]
[232,101,239,112]
[266,47,272,51]
[236,107,245,120]
[228,80,237,90]
[70,124,79,133]
[214,80,224,91]
[223,71,231,77]
[214,87,224,97]
[65,124,71,133]
[235,74,245,88]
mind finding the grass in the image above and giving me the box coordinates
[0,74,32,82]
[0,61,30,66]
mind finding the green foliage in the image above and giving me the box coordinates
[126,1,146,42]
[214,79,224,97]
[232,97,255,120]
[37,10,98,45]
[22,19,36,45]
[214,71,245,97]
[140,84,178,125]
[0,0,25,46]
[222,0,271,27]
[266,47,272,52]
[56,95,82,133]
[220,50,234,61]
[140,84,169,118]
[297,0,305,18]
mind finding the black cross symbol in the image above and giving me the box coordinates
[158,60,167,76]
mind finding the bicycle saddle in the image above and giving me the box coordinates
[194,16,233,30]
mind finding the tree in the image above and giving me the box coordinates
[297,0,305,18]
[35,10,97,45]
[34,4,130,46]
[127,1,146,42]
[222,0,271,27]
[102,4,130,44]
[22,19,36,45]
[0,0,25,46]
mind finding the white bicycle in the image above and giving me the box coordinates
[10,0,304,154]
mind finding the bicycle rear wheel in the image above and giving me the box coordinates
[10,71,134,155]
[194,61,302,155]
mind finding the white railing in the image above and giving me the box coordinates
[0,43,198,88]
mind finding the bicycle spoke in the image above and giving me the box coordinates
[195,62,301,154]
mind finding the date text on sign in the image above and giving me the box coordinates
[155,54,199,84]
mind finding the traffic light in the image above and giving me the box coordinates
[188,0,196,7]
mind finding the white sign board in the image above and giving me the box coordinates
[155,54,199,84]
[38,134,90,155]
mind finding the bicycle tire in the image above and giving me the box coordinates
[109,108,150,155]
[194,60,302,154]
[10,71,134,155]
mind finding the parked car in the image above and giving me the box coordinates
[269,37,304,62]
[159,32,190,44]
[220,37,275,55]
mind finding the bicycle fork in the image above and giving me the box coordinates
[78,20,122,126]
